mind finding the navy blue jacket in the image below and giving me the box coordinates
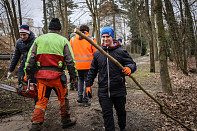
[9,31,36,75]
[86,40,137,98]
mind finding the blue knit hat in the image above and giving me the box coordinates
[19,25,30,34]
[101,27,114,38]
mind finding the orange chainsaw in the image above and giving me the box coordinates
[0,79,37,99]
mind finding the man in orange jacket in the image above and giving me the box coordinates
[70,25,97,107]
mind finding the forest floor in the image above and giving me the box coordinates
[0,36,197,131]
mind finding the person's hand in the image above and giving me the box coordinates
[24,75,30,82]
[86,86,92,98]
[122,67,131,75]
[7,71,13,80]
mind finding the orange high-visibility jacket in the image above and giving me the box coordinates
[70,31,97,70]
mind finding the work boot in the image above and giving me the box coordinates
[83,101,91,107]
[77,97,83,103]
[61,114,76,129]
[29,122,42,131]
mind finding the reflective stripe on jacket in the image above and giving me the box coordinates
[70,31,97,70]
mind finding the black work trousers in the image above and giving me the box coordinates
[99,96,126,131]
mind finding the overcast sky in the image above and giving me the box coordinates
[24,0,43,27]
[25,0,91,27]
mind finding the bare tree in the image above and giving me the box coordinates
[3,1,16,44]
[151,0,158,61]
[111,0,116,39]
[155,0,172,95]
[163,0,187,74]
[4,0,19,40]
[64,0,68,38]
[57,0,65,35]
[50,0,55,18]
[178,0,187,74]
[183,0,197,69]
[145,0,155,72]
[95,0,101,45]
[43,0,48,33]
[17,0,22,25]
[11,0,18,28]
[86,0,96,37]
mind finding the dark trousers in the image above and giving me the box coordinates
[77,70,89,102]
[99,96,126,131]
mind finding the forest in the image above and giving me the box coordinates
[0,0,196,131]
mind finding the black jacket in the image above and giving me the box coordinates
[86,40,136,98]
[9,31,36,72]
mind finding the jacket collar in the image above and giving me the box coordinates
[102,39,119,51]
[22,31,35,43]
[76,31,89,40]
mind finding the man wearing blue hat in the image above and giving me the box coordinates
[85,27,137,131]
[7,24,37,84]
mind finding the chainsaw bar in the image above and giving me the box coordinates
[0,84,17,92]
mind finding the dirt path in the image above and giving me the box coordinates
[0,56,165,131]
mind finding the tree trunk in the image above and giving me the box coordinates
[155,0,172,95]
[179,0,188,75]
[123,18,126,47]
[86,0,97,37]
[151,0,158,61]
[50,0,55,18]
[145,0,155,72]
[95,0,101,45]
[0,15,6,35]
[18,0,22,25]
[164,0,184,73]
[4,0,19,40]
[183,0,197,69]
[11,0,18,27]
[4,2,16,45]
[64,0,68,38]
[43,0,48,33]
[58,0,65,35]
[92,14,96,37]
[112,0,116,39]
[139,23,143,55]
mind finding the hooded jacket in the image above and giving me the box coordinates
[86,40,137,98]
[9,31,36,72]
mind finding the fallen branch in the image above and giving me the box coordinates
[0,109,22,116]
[74,28,192,131]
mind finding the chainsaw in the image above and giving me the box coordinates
[0,79,38,99]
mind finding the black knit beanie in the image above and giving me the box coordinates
[79,25,89,32]
[48,18,61,30]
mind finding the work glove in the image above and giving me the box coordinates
[86,86,92,98]
[122,67,131,76]
[7,71,13,80]
[24,75,30,82]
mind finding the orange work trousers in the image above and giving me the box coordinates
[31,78,67,123]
